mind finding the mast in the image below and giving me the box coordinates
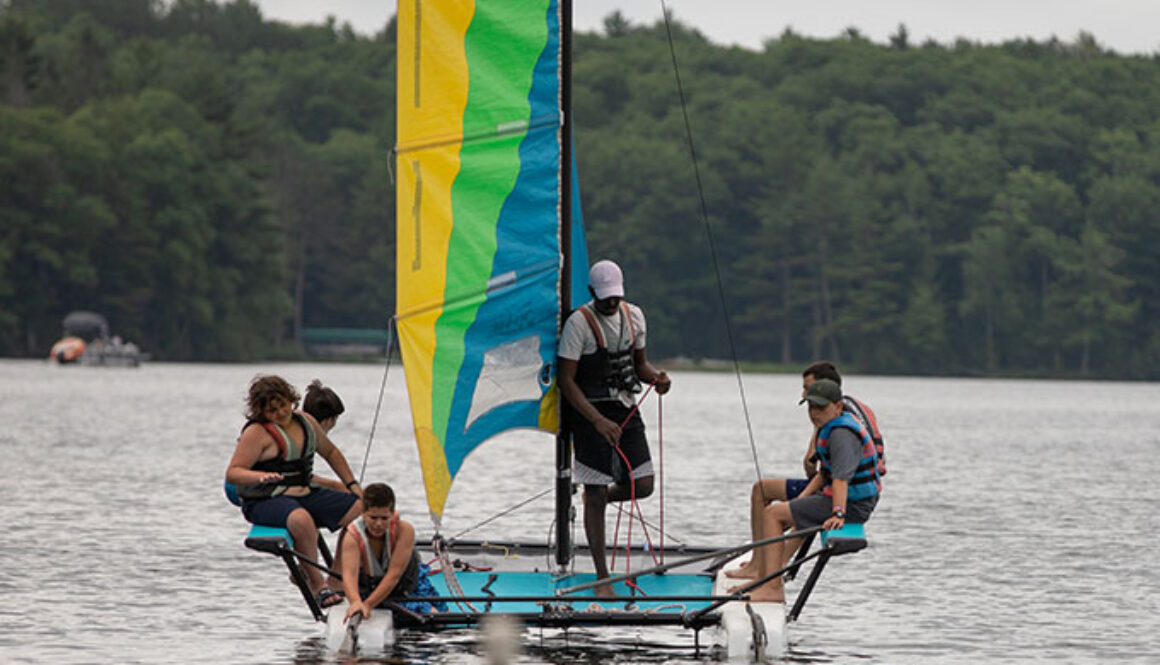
[555,0,574,571]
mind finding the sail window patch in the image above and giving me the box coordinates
[465,335,543,430]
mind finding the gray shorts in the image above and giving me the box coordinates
[789,494,877,529]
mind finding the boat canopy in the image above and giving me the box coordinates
[62,311,109,339]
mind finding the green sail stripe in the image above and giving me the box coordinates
[431,3,550,439]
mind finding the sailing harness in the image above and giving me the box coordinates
[238,412,316,500]
[574,301,642,400]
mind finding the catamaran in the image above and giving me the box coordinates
[236,0,870,659]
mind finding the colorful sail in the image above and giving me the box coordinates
[395,0,588,522]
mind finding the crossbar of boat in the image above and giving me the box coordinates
[244,523,868,632]
[387,607,723,631]
[429,537,726,558]
[555,525,825,596]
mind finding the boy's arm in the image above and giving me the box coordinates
[306,413,362,496]
[341,528,368,619]
[312,476,347,492]
[799,470,825,497]
[364,521,417,609]
[824,479,849,530]
[802,431,819,478]
[226,425,275,485]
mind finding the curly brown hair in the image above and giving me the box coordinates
[245,375,300,422]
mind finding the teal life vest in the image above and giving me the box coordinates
[816,412,881,502]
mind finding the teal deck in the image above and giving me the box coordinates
[427,570,717,614]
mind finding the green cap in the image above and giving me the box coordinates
[799,378,842,407]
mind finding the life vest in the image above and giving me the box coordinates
[345,516,421,600]
[843,395,887,476]
[816,412,881,502]
[236,412,316,501]
[573,301,641,401]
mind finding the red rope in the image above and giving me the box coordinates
[658,391,665,565]
[610,500,623,571]
[606,380,665,577]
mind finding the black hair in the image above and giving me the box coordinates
[802,361,842,385]
[362,483,395,510]
[302,379,345,422]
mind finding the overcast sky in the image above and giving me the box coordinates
[251,0,1160,55]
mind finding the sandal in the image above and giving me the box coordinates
[317,588,345,609]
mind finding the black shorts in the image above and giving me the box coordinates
[568,401,652,485]
[241,487,358,532]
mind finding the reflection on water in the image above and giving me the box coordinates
[1,360,1158,664]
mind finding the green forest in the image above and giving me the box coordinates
[3,1,1160,378]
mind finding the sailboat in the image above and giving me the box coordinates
[239,0,871,659]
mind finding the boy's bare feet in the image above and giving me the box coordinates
[593,582,616,598]
[744,583,785,603]
[723,564,757,579]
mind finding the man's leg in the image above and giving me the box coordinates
[608,474,654,502]
[583,483,615,597]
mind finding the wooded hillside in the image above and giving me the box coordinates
[3,1,1159,377]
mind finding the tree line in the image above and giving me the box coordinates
[2,1,1159,377]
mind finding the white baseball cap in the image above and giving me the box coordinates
[588,260,624,300]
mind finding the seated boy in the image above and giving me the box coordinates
[341,483,446,621]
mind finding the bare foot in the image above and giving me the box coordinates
[744,583,785,603]
[724,565,757,579]
[593,583,616,598]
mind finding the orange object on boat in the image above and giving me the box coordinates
[50,336,86,363]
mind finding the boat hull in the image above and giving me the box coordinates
[710,556,787,661]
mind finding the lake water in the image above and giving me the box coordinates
[1,359,1157,664]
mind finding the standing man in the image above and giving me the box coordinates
[557,260,671,596]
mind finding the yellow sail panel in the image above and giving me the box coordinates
[396,1,475,522]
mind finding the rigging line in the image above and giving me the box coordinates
[447,487,555,542]
[358,316,397,484]
[660,1,765,498]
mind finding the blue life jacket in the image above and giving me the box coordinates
[816,412,881,502]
